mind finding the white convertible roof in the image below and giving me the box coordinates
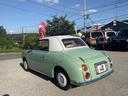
[45,35,79,39]
[40,35,80,52]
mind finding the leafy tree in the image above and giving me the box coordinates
[23,33,39,48]
[46,15,75,36]
[0,26,6,35]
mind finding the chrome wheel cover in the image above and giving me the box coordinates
[57,73,67,87]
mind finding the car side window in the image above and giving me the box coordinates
[39,39,49,51]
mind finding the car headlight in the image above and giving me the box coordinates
[126,39,128,42]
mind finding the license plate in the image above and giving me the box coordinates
[96,64,106,73]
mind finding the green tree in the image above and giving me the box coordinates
[24,33,39,48]
[0,26,6,35]
[46,15,75,36]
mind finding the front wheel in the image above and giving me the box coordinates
[23,59,29,71]
[55,70,70,90]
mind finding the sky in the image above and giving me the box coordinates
[0,0,128,34]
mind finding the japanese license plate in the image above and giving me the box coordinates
[96,64,106,73]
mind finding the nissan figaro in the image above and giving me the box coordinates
[22,35,113,90]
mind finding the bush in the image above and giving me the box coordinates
[0,36,13,46]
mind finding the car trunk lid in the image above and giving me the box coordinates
[63,48,110,80]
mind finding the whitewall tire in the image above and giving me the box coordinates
[55,70,70,90]
[23,60,29,71]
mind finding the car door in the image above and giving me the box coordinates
[33,39,54,77]
[26,49,43,71]
[26,39,50,74]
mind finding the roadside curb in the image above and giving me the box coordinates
[0,53,21,60]
[0,52,21,56]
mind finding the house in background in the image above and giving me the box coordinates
[101,20,128,32]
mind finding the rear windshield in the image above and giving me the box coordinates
[62,38,86,48]
[92,32,103,38]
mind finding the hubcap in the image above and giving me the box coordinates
[57,73,67,87]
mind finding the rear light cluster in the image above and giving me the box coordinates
[85,72,90,79]
[82,64,88,71]
[82,64,90,79]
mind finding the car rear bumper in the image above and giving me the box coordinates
[71,70,113,86]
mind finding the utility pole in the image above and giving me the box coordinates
[22,27,25,47]
[83,0,87,33]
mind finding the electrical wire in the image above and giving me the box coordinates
[0,2,53,17]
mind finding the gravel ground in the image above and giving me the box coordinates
[0,51,128,96]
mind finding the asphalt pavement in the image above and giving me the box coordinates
[0,51,128,96]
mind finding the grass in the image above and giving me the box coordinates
[0,47,23,53]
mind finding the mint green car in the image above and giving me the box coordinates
[22,35,113,90]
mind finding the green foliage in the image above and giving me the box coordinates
[23,33,39,48]
[0,47,23,53]
[46,15,75,36]
[0,26,6,36]
[0,36,12,46]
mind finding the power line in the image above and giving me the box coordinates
[29,1,80,15]
[0,2,53,17]
[69,0,128,18]
[91,1,128,16]
[72,1,128,22]
[89,0,128,10]
[94,13,128,23]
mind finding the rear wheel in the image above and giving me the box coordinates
[97,37,105,45]
[23,59,29,71]
[55,70,70,90]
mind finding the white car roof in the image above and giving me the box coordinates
[44,35,79,40]
[40,35,84,52]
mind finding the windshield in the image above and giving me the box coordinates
[107,32,116,37]
[92,32,103,38]
[62,38,86,48]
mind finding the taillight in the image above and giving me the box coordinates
[82,64,88,71]
[110,63,112,68]
[85,72,90,79]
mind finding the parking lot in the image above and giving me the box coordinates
[0,51,128,96]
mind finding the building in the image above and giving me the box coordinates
[101,20,128,32]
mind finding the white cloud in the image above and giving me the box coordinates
[45,0,59,4]
[8,30,15,34]
[71,4,80,8]
[36,0,43,3]
[34,0,59,4]
[88,9,97,13]
[53,0,59,4]
[82,9,97,14]
[93,23,101,26]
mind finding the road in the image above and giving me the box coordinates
[0,51,128,96]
